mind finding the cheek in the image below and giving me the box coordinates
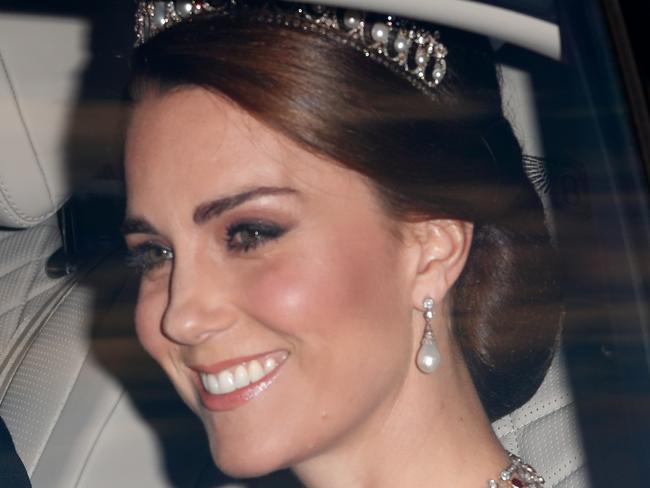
[238,233,414,456]
[246,230,410,357]
[246,252,370,336]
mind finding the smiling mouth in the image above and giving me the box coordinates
[197,350,289,396]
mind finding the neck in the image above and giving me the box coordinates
[292,342,509,488]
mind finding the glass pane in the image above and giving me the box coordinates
[1,1,649,487]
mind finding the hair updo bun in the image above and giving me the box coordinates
[131,13,561,420]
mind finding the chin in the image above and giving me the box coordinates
[207,432,293,479]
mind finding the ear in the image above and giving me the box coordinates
[406,219,473,309]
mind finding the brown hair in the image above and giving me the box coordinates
[130,13,561,420]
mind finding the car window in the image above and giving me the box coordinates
[1,1,649,487]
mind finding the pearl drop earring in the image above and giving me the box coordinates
[416,297,441,374]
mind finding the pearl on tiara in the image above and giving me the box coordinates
[342,10,361,30]
[370,22,389,43]
[134,1,449,94]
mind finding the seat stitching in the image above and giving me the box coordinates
[509,401,573,432]
[0,254,50,285]
[0,223,56,243]
[513,415,521,454]
[508,413,515,438]
[0,187,22,227]
[0,279,62,324]
[549,458,584,486]
[0,51,55,222]
[0,250,112,404]
[0,273,79,403]
[499,413,517,446]
[0,232,17,244]
[73,390,126,486]
[26,349,92,479]
[16,228,59,316]
[0,237,61,351]
[0,227,58,279]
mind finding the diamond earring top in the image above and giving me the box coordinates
[134,1,448,95]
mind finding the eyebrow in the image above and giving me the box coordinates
[121,186,297,237]
[121,217,158,236]
[193,186,297,224]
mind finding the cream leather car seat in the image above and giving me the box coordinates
[0,12,226,488]
[0,5,589,488]
[492,65,590,488]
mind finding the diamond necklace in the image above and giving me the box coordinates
[487,453,545,487]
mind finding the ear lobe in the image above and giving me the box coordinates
[410,220,473,306]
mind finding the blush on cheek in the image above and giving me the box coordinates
[245,256,317,330]
[245,240,393,338]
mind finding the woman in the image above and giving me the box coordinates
[122,1,559,486]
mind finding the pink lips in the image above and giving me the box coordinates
[190,350,289,411]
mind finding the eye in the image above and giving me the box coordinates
[226,220,286,252]
[126,241,174,274]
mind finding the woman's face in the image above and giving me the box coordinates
[124,87,419,476]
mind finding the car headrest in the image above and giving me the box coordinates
[0,13,89,229]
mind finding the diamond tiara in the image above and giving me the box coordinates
[134,1,448,93]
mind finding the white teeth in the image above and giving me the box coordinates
[248,360,265,383]
[234,365,250,388]
[199,352,287,396]
[218,370,235,393]
[264,357,277,373]
[206,374,220,394]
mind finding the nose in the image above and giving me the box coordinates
[161,253,237,346]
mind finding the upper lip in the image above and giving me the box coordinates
[188,348,288,375]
